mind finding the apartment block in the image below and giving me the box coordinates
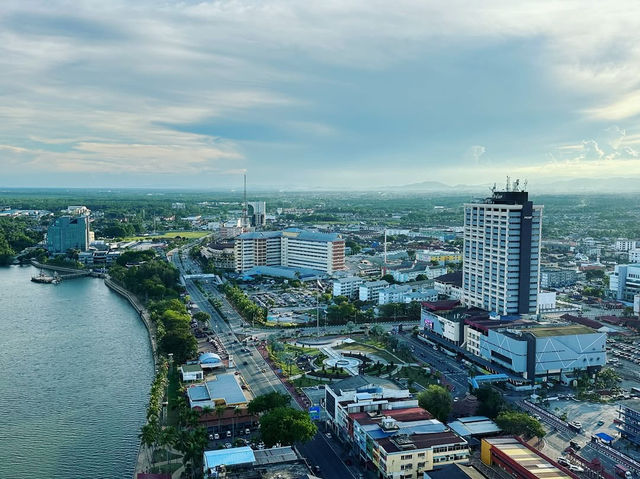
[333,276,364,299]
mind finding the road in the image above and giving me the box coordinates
[297,432,357,479]
[398,333,470,398]
[171,249,293,400]
[171,246,357,476]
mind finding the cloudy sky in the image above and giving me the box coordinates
[2,0,640,189]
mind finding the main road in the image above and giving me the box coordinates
[170,249,291,399]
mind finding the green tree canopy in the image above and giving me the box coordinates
[259,407,317,447]
[247,392,291,415]
[475,386,505,419]
[418,385,452,421]
[495,411,545,439]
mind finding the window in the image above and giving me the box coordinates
[400,454,413,460]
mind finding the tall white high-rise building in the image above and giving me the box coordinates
[462,188,543,315]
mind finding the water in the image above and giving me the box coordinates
[0,265,154,478]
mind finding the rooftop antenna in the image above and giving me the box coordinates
[490,183,497,194]
[513,179,520,192]
[523,179,528,191]
[242,173,248,230]
[506,176,511,192]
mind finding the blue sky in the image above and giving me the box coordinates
[2,0,640,189]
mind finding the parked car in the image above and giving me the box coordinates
[557,457,570,466]
[214,433,220,440]
[570,465,585,473]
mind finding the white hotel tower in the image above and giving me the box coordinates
[462,186,543,315]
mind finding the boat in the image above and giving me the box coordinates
[31,272,62,284]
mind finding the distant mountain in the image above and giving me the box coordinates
[532,177,640,194]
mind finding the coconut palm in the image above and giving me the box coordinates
[215,404,226,436]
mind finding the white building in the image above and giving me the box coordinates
[378,285,438,305]
[616,240,638,252]
[629,249,640,263]
[378,285,413,304]
[332,276,364,299]
[359,280,389,302]
[537,291,557,312]
[391,263,446,283]
[434,272,463,300]
[234,228,346,274]
[462,188,543,315]
[610,264,640,301]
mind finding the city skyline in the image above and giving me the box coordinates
[3,1,640,189]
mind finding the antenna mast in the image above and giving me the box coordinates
[242,173,248,230]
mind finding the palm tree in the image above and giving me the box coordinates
[232,406,242,439]
[159,426,177,471]
[139,421,158,469]
[215,404,226,435]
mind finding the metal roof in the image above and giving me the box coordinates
[203,446,255,470]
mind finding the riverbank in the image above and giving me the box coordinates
[29,259,105,278]
[103,277,162,478]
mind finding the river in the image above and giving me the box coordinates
[0,265,154,478]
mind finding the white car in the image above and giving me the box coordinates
[569,465,585,473]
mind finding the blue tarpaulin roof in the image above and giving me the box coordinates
[596,432,614,443]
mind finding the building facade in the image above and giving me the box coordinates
[333,276,364,299]
[609,264,640,301]
[540,268,578,289]
[462,190,543,315]
[359,280,390,302]
[234,229,345,274]
[616,240,638,252]
[46,215,91,253]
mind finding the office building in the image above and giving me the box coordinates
[332,276,364,299]
[629,249,640,263]
[617,406,640,446]
[378,285,438,305]
[609,264,640,301]
[462,187,543,315]
[434,271,463,300]
[359,280,390,302]
[540,268,578,289]
[247,201,266,227]
[46,215,91,253]
[234,228,345,274]
[420,301,605,384]
[416,250,463,264]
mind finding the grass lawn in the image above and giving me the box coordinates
[123,231,209,241]
[393,366,438,388]
[335,341,403,364]
[290,376,328,387]
[166,364,181,427]
[150,462,182,474]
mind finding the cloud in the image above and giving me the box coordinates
[467,145,487,164]
[2,1,640,186]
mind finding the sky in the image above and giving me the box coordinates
[2,1,640,190]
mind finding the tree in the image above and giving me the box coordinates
[193,311,211,325]
[475,386,505,419]
[247,392,291,415]
[418,385,452,421]
[259,407,317,447]
[381,274,396,284]
[496,411,545,439]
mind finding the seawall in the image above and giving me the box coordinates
[103,277,158,365]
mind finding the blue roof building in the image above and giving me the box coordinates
[203,446,255,476]
[187,373,248,409]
